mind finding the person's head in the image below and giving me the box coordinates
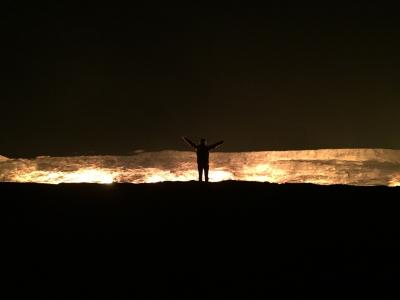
[200,138,206,145]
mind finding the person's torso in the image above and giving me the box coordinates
[196,145,209,162]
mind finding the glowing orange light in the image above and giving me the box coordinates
[0,149,399,186]
[10,169,114,184]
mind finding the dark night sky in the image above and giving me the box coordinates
[1,2,399,157]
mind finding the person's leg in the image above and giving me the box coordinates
[198,165,203,182]
[205,165,209,182]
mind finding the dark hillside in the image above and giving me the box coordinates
[3,182,400,298]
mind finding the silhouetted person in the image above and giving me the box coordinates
[182,136,224,182]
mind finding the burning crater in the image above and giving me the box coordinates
[0,149,399,186]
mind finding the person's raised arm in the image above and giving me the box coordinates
[182,136,197,148]
[208,140,224,150]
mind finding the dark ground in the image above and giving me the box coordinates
[3,181,400,298]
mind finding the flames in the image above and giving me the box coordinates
[388,176,400,187]
[0,149,400,186]
[5,167,231,185]
[9,168,115,184]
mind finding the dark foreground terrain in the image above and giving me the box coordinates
[3,181,400,298]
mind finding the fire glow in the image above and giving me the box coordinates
[0,149,400,186]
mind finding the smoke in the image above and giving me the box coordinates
[0,149,399,186]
